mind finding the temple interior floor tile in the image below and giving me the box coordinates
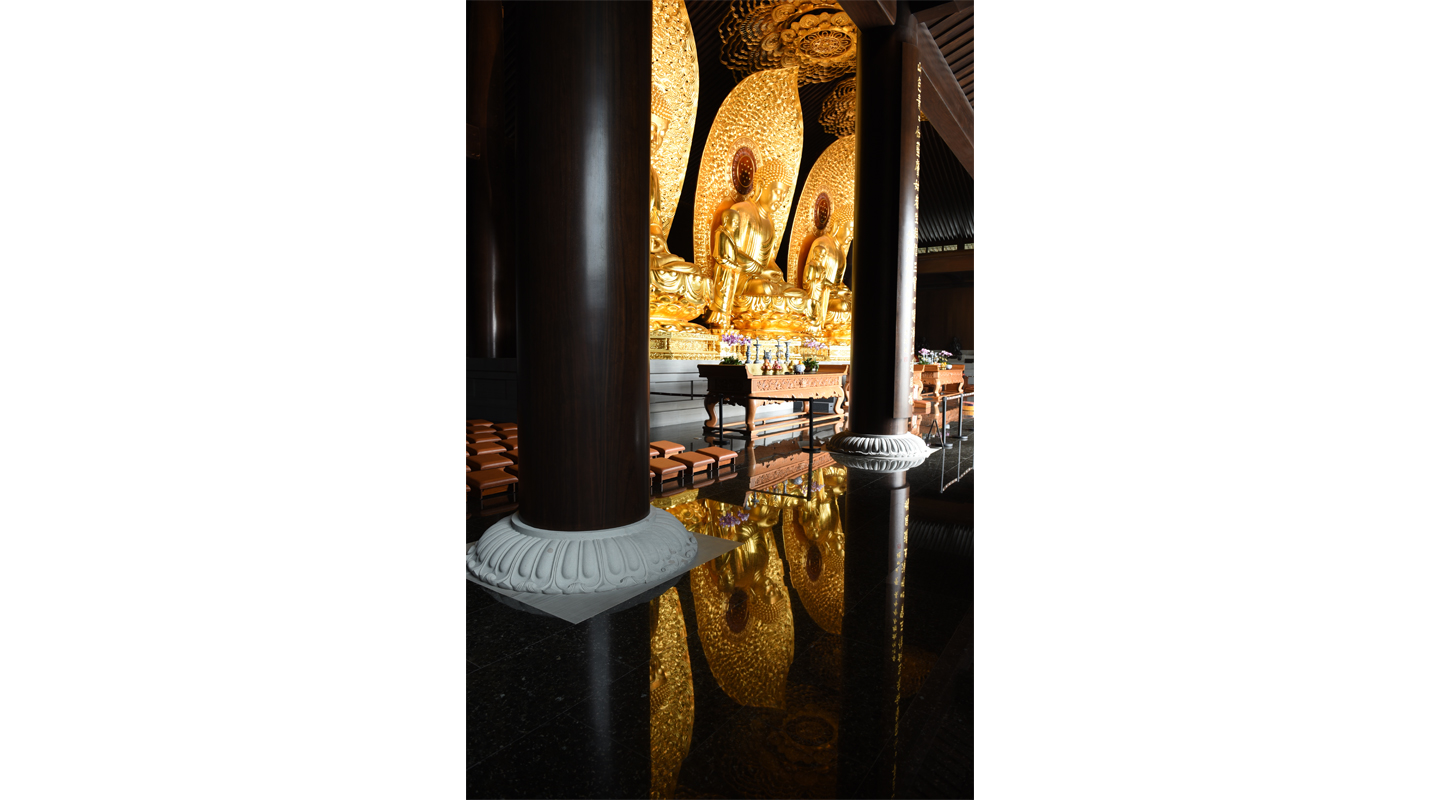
[467,417,974,799]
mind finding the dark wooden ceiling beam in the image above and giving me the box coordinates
[914,1,973,27]
[933,19,972,49]
[917,20,974,176]
[839,0,896,28]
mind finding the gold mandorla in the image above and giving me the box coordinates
[649,90,714,334]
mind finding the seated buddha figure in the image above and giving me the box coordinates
[706,160,815,336]
[648,93,712,333]
[822,218,854,345]
[800,199,846,329]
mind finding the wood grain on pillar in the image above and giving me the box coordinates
[849,2,923,434]
[511,1,652,531]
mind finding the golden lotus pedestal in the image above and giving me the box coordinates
[650,327,721,361]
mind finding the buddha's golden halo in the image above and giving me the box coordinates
[651,0,700,238]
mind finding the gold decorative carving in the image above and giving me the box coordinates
[720,1,858,86]
[787,135,855,287]
[649,329,721,360]
[818,77,856,137]
[649,0,711,336]
[649,587,694,799]
[651,0,699,239]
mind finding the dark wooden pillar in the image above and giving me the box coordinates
[511,1,651,531]
[848,1,923,436]
[468,1,516,359]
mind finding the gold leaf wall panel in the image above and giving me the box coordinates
[692,67,804,275]
[652,0,700,239]
[786,134,856,287]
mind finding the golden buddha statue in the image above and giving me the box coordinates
[799,201,847,328]
[709,160,818,337]
[824,218,854,345]
[649,90,713,334]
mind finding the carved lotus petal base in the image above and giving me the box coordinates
[467,508,699,595]
[823,430,934,473]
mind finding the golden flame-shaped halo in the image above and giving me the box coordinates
[786,135,856,287]
[652,0,700,239]
[649,587,693,799]
[692,67,804,275]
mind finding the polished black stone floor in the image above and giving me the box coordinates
[467,418,974,799]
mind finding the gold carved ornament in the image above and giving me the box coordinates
[720,1,858,86]
[651,0,699,239]
[689,497,795,710]
[649,587,694,800]
[818,77,856,137]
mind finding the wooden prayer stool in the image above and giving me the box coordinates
[468,432,502,444]
[697,446,739,472]
[467,441,507,457]
[649,458,686,492]
[467,453,514,472]
[648,445,663,457]
[670,451,715,482]
[466,441,503,457]
[493,422,519,434]
[467,469,518,510]
[649,440,685,458]
[467,419,493,427]
[500,438,520,451]
[506,449,519,464]
[503,464,520,479]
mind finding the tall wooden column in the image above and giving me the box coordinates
[510,1,651,531]
[851,2,921,434]
[827,1,931,466]
[467,1,516,359]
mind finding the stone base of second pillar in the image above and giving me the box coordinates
[824,430,933,472]
[467,507,698,595]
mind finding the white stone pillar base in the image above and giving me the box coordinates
[824,430,934,472]
[466,507,698,595]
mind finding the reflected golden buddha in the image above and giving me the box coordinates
[649,89,713,334]
[782,467,847,635]
[690,497,794,709]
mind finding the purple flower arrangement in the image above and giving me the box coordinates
[916,348,952,366]
[717,510,750,528]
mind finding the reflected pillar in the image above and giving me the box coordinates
[467,1,696,593]
[838,470,910,798]
[825,0,931,469]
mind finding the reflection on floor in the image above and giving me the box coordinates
[467,418,974,799]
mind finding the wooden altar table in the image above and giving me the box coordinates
[696,364,848,440]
